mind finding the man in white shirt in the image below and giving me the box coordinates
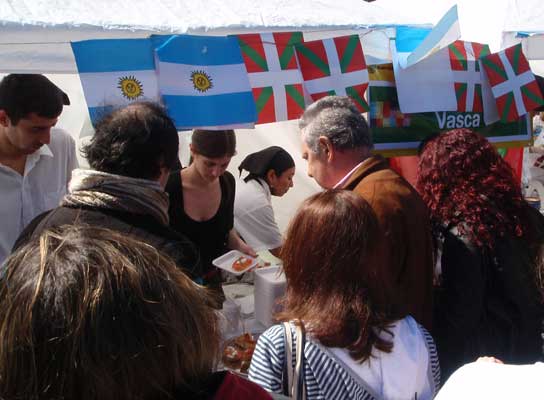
[0,74,77,265]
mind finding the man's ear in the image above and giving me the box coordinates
[318,136,334,162]
[0,110,10,127]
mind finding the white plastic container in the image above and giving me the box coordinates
[254,266,286,327]
[220,298,243,338]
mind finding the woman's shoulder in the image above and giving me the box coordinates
[259,324,287,345]
[165,170,182,193]
[222,170,236,185]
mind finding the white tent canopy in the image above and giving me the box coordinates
[3,0,539,73]
[1,0,543,231]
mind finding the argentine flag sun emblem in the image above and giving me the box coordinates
[118,76,144,100]
[191,70,213,93]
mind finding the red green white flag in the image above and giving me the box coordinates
[448,41,490,112]
[294,35,369,112]
[236,32,305,124]
[480,43,544,122]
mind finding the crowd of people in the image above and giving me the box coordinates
[0,73,543,399]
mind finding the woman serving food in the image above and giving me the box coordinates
[166,129,255,292]
[234,146,295,258]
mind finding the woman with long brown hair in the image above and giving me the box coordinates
[249,190,440,399]
[417,128,544,380]
[0,225,270,400]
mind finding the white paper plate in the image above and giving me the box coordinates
[212,250,258,275]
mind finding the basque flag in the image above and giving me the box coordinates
[236,32,305,124]
[295,34,370,112]
[71,38,160,126]
[481,43,544,122]
[155,35,257,129]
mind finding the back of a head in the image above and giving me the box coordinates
[82,102,179,180]
[299,96,372,153]
[0,225,219,400]
[417,128,526,248]
[0,74,70,124]
[279,190,398,361]
[191,129,236,158]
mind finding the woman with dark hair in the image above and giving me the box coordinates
[0,225,271,400]
[234,146,295,257]
[249,190,440,399]
[166,129,255,288]
[417,128,544,380]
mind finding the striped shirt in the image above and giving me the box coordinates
[249,318,440,400]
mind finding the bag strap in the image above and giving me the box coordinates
[282,322,294,397]
[293,323,306,400]
[281,321,307,400]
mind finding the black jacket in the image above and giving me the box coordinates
[434,206,544,379]
[13,205,202,279]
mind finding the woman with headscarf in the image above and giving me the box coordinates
[234,146,295,258]
[417,129,544,380]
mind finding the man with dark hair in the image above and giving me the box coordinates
[299,95,434,329]
[13,102,200,278]
[0,74,77,265]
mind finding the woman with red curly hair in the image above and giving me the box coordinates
[417,129,544,380]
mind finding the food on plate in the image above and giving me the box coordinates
[222,333,257,372]
[222,345,242,368]
[240,360,251,374]
[255,260,272,269]
[232,256,253,271]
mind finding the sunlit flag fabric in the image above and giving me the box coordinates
[295,35,369,112]
[449,41,490,112]
[396,5,460,69]
[236,32,305,124]
[155,35,257,129]
[71,38,160,125]
[480,43,544,122]
[392,28,457,113]
[448,41,499,124]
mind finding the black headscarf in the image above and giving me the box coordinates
[238,146,295,183]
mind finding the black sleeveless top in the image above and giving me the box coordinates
[165,170,235,280]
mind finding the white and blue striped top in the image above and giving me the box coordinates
[249,317,440,400]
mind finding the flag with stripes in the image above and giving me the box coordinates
[448,41,490,112]
[295,35,369,112]
[155,34,257,129]
[368,64,411,128]
[236,32,305,124]
[480,43,544,122]
[71,38,160,125]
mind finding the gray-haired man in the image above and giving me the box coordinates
[300,96,434,329]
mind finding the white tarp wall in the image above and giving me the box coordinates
[1,0,543,231]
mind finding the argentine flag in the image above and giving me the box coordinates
[155,35,257,130]
[71,38,160,125]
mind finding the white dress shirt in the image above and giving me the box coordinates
[333,160,366,189]
[0,128,78,265]
[234,178,283,251]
